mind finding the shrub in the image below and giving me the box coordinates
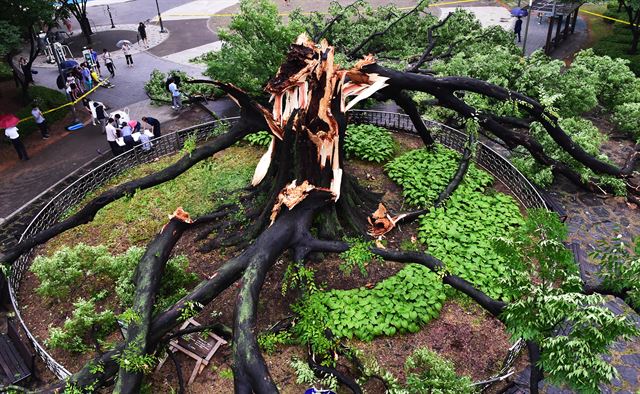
[46,297,117,353]
[613,102,640,140]
[243,130,272,146]
[144,69,217,105]
[344,124,396,163]
[404,348,475,393]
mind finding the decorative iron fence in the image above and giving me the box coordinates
[8,111,544,381]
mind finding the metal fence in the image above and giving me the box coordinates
[8,111,544,380]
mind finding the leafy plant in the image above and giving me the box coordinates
[46,297,117,353]
[290,358,338,391]
[257,331,293,354]
[339,237,380,276]
[113,347,156,373]
[496,210,639,393]
[219,368,234,380]
[243,130,272,147]
[144,69,217,105]
[404,348,475,394]
[344,124,396,163]
[179,301,204,322]
[590,234,640,309]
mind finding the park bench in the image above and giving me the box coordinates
[0,319,34,386]
[156,318,227,385]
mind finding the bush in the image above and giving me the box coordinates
[15,86,69,137]
[46,297,117,353]
[613,102,640,140]
[144,69,217,105]
[404,348,475,393]
[344,124,396,163]
[243,130,272,146]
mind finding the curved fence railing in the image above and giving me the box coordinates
[8,111,544,381]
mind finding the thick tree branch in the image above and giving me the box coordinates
[407,13,454,72]
[348,0,428,59]
[364,65,625,177]
[114,217,192,394]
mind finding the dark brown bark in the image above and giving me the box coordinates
[114,217,191,394]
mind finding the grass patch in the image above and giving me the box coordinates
[16,86,70,137]
[582,3,640,75]
[47,145,261,254]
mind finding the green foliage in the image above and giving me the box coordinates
[385,145,522,299]
[179,301,204,322]
[290,358,338,391]
[497,210,639,393]
[301,265,445,342]
[513,118,626,195]
[613,102,640,140]
[219,368,234,380]
[404,348,475,394]
[113,347,156,373]
[202,0,305,97]
[144,69,217,105]
[33,244,197,353]
[46,297,117,353]
[257,330,293,354]
[243,130,272,147]
[282,263,318,295]
[338,237,380,276]
[385,145,492,208]
[344,124,396,163]
[591,235,640,309]
[180,133,197,155]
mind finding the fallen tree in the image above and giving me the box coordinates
[10,33,634,394]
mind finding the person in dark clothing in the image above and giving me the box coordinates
[94,102,108,133]
[514,17,523,42]
[142,116,161,138]
[138,22,148,48]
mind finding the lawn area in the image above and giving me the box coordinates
[582,3,640,75]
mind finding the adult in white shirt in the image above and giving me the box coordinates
[122,43,133,67]
[105,118,120,156]
[31,104,49,139]
[4,126,29,161]
[169,80,182,110]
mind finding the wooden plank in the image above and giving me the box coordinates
[0,336,23,382]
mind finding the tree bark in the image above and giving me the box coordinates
[114,217,191,394]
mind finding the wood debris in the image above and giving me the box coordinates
[270,180,316,224]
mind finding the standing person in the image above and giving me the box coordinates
[138,22,148,48]
[89,47,101,75]
[19,57,34,85]
[94,102,108,133]
[31,104,50,139]
[142,116,161,138]
[168,78,182,110]
[514,17,523,43]
[122,42,133,67]
[81,63,92,90]
[105,118,120,156]
[102,48,115,78]
[4,126,29,161]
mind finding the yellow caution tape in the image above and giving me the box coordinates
[579,9,630,25]
[17,79,110,125]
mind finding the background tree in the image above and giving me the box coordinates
[61,0,93,45]
[0,0,61,97]
[617,0,640,53]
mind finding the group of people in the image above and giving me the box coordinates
[105,114,161,156]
